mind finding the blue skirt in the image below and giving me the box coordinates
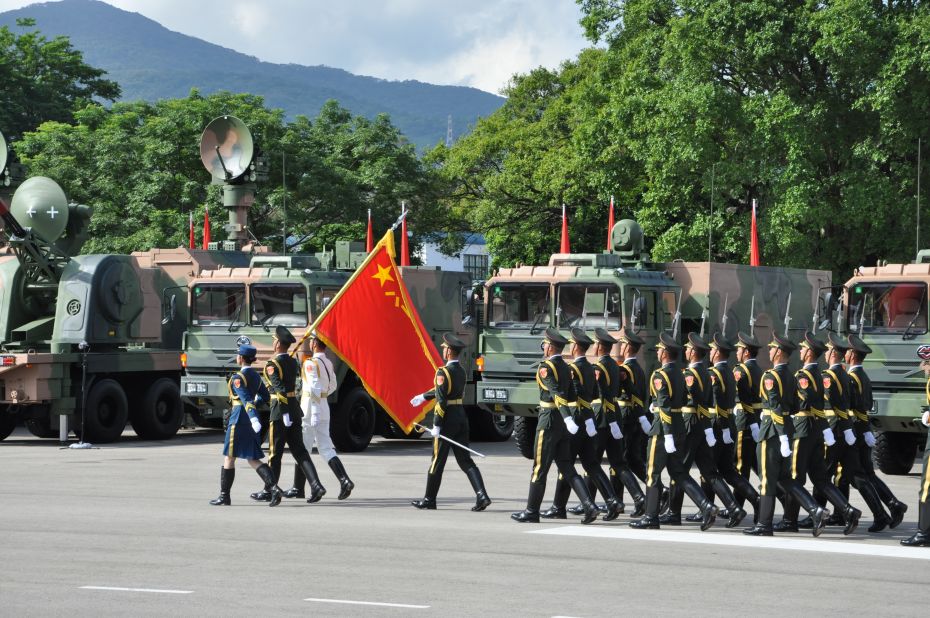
[223,408,264,460]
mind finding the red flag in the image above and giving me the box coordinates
[400,203,410,266]
[366,208,374,252]
[202,205,211,250]
[560,203,570,253]
[189,212,194,249]
[305,229,441,431]
[606,195,615,251]
[750,199,760,266]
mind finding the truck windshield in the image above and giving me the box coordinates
[556,284,622,329]
[192,284,246,326]
[251,284,308,327]
[846,282,927,335]
[487,284,549,327]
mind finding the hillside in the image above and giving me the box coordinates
[0,0,504,149]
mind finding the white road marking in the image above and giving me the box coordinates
[305,597,429,609]
[80,586,193,594]
[529,526,930,561]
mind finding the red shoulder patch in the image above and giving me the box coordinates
[685,374,695,387]
[710,373,717,384]
[764,377,775,391]
[539,367,549,379]
[733,369,743,382]
[436,374,445,386]
[233,377,242,388]
[823,377,832,390]
[594,369,602,381]
[798,376,810,389]
[266,365,275,375]
[653,377,664,391]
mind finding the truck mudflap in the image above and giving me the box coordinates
[871,390,929,434]
[476,378,540,417]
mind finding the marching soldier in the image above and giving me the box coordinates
[846,334,908,527]
[512,327,598,524]
[775,331,861,535]
[542,328,622,521]
[630,332,718,530]
[617,327,651,516]
[901,359,930,547]
[251,326,327,504]
[732,332,763,507]
[411,333,491,511]
[210,344,283,507]
[744,334,828,536]
[285,334,354,501]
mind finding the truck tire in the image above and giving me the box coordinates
[380,418,423,439]
[0,406,16,441]
[130,378,184,440]
[330,387,376,452]
[25,414,57,439]
[78,379,129,443]
[469,408,514,442]
[513,415,538,460]
[872,431,918,475]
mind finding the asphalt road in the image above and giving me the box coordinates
[1,427,927,617]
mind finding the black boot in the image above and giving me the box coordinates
[592,469,623,521]
[301,459,327,503]
[858,480,891,532]
[884,496,908,530]
[710,478,747,528]
[328,457,355,500]
[512,482,545,523]
[682,478,718,531]
[412,472,441,510]
[901,501,930,547]
[819,483,860,536]
[209,467,235,506]
[744,495,775,536]
[255,463,283,507]
[570,474,599,524]
[283,464,305,499]
[788,481,828,538]
[465,466,492,512]
[658,485,670,514]
[662,482,683,524]
[620,468,645,516]
[610,468,625,505]
[543,475,572,519]
[630,486,661,529]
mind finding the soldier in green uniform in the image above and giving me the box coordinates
[411,334,491,511]
[542,328,622,521]
[630,332,718,530]
[845,334,908,527]
[775,331,861,535]
[732,332,763,509]
[512,327,598,524]
[901,359,930,547]
[617,328,651,516]
[250,326,327,504]
[744,333,829,536]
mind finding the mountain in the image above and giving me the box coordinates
[0,0,504,149]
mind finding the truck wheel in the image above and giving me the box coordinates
[513,415,538,460]
[469,408,514,442]
[330,387,375,452]
[872,431,918,475]
[25,414,57,439]
[78,379,129,443]
[130,378,184,440]
[0,406,16,440]
[380,418,423,439]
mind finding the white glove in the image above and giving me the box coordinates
[609,421,623,440]
[843,428,856,445]
[663,433,676,453]
[732,405,741,416]
[722,428,733,445]
[922,411,930,427]
[585,418,597,437]
[282,413,292,427]
[429,425,440,438]
[822,428,836,447]
[704,427,717,448]
[250,416,262,434]
[863,431,876,447]
[564,417,580,435]
[750,422,760,442]
[310,411,320,428]
[410,394,426,407]
[779,435,791,457]
[638,415,652,434]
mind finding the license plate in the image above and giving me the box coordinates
[482,388,508,402]
[185,382,208,395]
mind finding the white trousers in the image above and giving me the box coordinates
[301,395,337,462]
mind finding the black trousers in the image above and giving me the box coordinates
[268,419,311,483]
[621,415,649,482]
[428,413,475,478]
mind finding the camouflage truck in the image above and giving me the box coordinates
[473,219,831,457]
[179,252,503,451]
[831,257,930,474]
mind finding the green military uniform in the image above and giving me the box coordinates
[512,328,597,524]
[630,332,717,530]
[412,334,491,511]
[619,350,650,486]
[901,371,930,546]
[733,332,763,488]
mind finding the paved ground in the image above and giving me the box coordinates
[1,426,927,617]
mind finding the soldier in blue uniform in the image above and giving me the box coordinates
[209,344,284,507]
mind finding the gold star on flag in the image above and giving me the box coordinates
[372,263,394,287]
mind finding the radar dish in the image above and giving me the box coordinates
[10,176,70,242]
[199,116,254,182]
[0,130,8,175]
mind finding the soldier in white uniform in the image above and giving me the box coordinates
[285,334,355,500]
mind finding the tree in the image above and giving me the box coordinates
[0,18,119,140]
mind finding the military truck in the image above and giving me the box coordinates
[473,219,832,457]
[831,258,930,474]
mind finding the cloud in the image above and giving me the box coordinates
[0,0,590,93]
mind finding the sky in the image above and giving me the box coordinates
[0,0,592,94]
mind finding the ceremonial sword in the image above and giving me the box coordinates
[414,423,487,458]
